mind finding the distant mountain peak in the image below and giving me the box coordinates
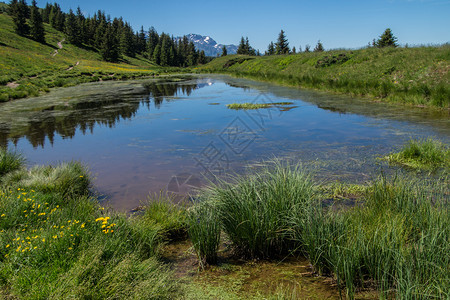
[179,34,237,57]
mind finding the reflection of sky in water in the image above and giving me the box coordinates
[1,76,449,211]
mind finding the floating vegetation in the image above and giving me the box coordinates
[383,138,449,170]
[226,102,294,110]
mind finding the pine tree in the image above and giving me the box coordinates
[276,30,289,54]
[76,7,85,42]
[237,36,246,55]
[65,9,81,45]
[30,0,45,43]
[152,44,161,65]
[100,24,120,62]
[160,34,170,66]
[292,46,296,54]
[198,50,206,64]
[267,41,275,55]
[304,44,311,52]
[314,40,324,52]
[147,27,159,60]
[186,41,198,66]
[120,22,135,57]
[10,0,30,36]
[221,45,227,56]
[375,28,398,48]
[137,26,146,54]
[42,2,51,23]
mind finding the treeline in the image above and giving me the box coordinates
[6,1,206,65]
[263,28,398,56]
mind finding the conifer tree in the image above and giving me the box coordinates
[292,46,296,54]
[267,41,275,55]
[120,22,135,57]
[76,7,85,42]
[147,26,159,59]
[160,34,170,66]
[152,44,161,65]
[221,45,227,56]
[100,24,119,62]
[198,50,206,64]
[375,28,398,48]
[137,26,146,54]
[42,2,51,23]
[276,30,289,54]
[314,40,324,52]
[30,0,45,43]
[10,0,30,36]
[65,9,81,45]
[304,44,311,52]
[186,41,198,66]
[237,36,246,54]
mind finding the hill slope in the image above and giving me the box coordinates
[199,46,450,108]
[0,13,163,102]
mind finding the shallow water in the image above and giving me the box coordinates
[1,75,449,211]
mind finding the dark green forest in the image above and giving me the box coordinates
[6,0,206,65]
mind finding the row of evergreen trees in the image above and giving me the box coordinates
[7,1,206,65]
[265,30,324,55]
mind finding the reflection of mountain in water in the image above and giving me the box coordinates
[0,80,200,148]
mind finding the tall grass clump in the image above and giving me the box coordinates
[299,175,449,299]
[187,199,221,267]
[0,148,24,177]
[140,192,187,240]
[2,161,91,197]
[384,138,449,170]
[205,161,316,258]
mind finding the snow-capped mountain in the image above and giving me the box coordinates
[179,34,238,57]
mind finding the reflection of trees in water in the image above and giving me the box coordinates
[145,82,198,108]
[1,82,198,148]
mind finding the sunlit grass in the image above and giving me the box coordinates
[0,148,24,177]
[384,138,449,170]
[0,152,180,298]
[0,14,164,102]
[201,45,450,108]
[226,102,294,110]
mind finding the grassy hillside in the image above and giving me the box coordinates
[0,13,167,102]
[199,46,450,108]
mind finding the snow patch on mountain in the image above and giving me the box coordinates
[179,34,238,57]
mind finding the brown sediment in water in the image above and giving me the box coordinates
[162,239,378,299]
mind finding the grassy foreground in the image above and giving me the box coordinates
[2,149,448,299]
[199,46,450,108]
[0,149,184,299]
[0,13,168,102]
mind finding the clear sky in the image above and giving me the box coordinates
[36,0,450,51]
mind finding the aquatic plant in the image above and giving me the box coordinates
[384,138,449,170]
[187,199,221,267]
[203,161,316,258]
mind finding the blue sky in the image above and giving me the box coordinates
[37,0,450,51]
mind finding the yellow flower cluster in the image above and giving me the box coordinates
[95,217,116,234]
[1,188,90,258]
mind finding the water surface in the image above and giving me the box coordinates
[1,75,448,210]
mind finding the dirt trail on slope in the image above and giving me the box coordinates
[52,38,65,57]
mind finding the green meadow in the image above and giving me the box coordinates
[199,46,450,108]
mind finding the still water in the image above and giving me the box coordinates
[1,75,448,211]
